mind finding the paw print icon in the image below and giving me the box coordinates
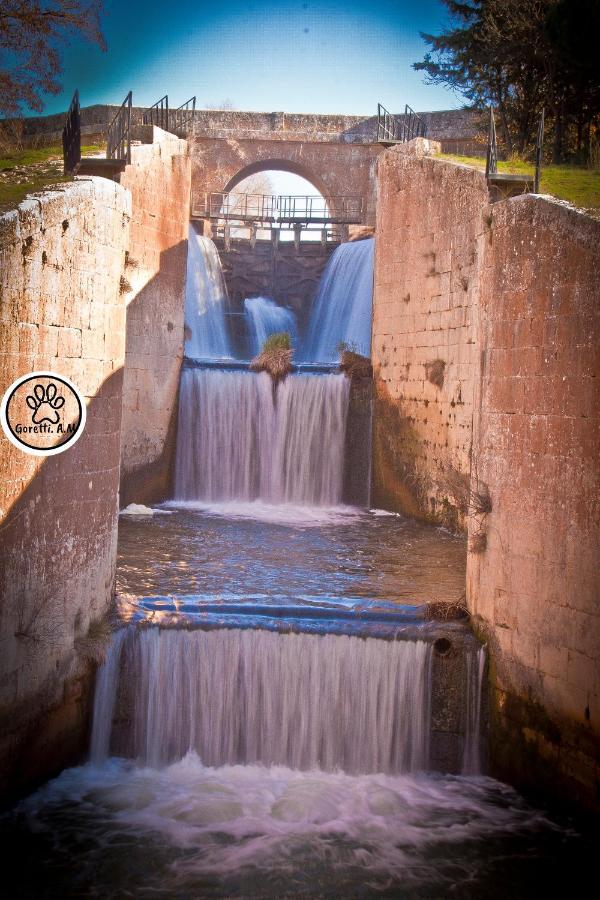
[1,371,86,456]
[26,383,65,424]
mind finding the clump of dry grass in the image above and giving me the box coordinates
[250,332,293,381]
[424,597,469,621]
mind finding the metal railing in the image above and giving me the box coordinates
[62,89,81,174]
[192,192,363,225]
[278,194,362,223]
[143,94,169,130]
[485,106,498,178]
[377,102,427,143]
[107,91,132,163]
[534,108,544,193]
[486,105,544,189]
[172,96,196,131]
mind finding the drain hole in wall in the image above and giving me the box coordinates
[433,637,452,656]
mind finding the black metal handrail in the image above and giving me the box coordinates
[143,94,169,130]
[172,96,196,131]
[534,108,544,193]
[377,102,427,143]
[485,106,498,178]
[107,91,132,163]
[402,104,427,141]
[62,89,81,174]
[377,103,397,142]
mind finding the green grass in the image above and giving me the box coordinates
[262,332,292,353]
[0,143,105,213]
[438,153,600,215]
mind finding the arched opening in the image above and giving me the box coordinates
[223,159,330,203]
[221,161,330,243]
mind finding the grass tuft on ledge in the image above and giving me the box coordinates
[250,332,293,381]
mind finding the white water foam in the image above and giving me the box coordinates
[20,754,555,890]
[161,499,364,526]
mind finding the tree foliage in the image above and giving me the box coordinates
[414,0,600,162]
[0,1,105,117]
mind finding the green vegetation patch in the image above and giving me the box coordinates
[0,144,106,214]
[438,153,600,216]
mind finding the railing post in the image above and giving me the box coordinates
[534,108,544,194]
[62,89,81,174]
[485,106,497,179]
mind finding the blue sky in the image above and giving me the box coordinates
[40,0,459,116]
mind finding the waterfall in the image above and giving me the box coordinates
[174,368,349,505]
[244,296,298,356]
[92,628,432,774]
[184,228,232,359]
[462,646,486,775]
[302,238,374,362]
[89,628,128,764]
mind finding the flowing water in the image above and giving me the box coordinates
[4,234,593,898]
[244,296,298,356]
[174,369,349,505]
[302,238,375,361]
[184,229,232,359]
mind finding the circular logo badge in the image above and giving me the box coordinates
[1,372,86,456]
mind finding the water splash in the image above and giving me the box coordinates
[92,627,432,773]
[244,296,298,356]
[174,368,349,506]
[302,238,374,362]
[184,228,232,359]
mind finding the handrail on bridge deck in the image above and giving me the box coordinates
[192,191,364,226]
[377,102,427,144]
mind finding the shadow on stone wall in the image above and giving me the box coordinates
[0,367,124,807]
[119,241,188,508]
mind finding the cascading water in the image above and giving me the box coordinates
[91,627,432,774]
[184,227,232,359]
[462,645,486,775]
[302,238,375,362]
[244,296,298,356]
[174,368,349,506]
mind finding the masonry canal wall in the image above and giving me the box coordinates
[372,141,600,809]
[118,128,191,506]
[0,178,130,801]
[0,128,190,800]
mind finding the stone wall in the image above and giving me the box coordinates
[372,145,487,529]
[21,105,480,149]
[373,144,600,808]
[467,196,600,809]
[117,127,191,506]
[0,178,130,801]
